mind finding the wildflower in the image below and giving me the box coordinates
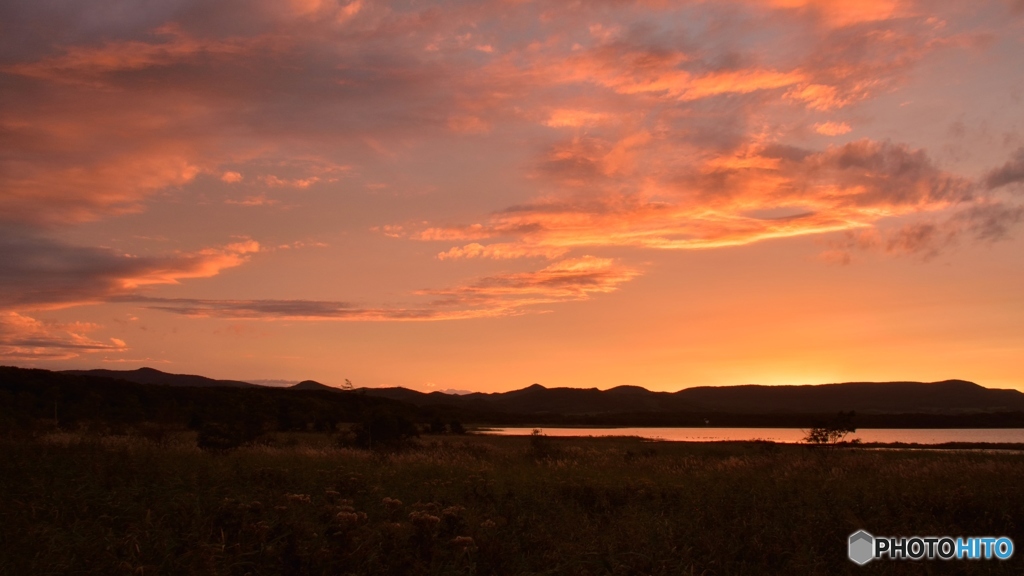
[325,490,340,498]
[285,493,311,504]
[450,536,475,548]
[480,519,496,529]
[409,511,441,528]
[382,497,402,511]
[442,505,465,519]
[335,511,359,524]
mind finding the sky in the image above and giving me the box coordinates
[2,0,1023,392]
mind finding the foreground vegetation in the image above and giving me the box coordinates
[1,431,1022,575]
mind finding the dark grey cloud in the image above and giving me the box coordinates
[116,295,442,320]
[0,230,151,310]
[0,230,257,310]
[985,147,1024,189]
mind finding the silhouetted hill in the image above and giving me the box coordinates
[290,380,337,391]
[0,366,409,432]
[360,379,1024,415]
[61,367,256,388]
[672,380,1024,413]
[7,366,1024,430]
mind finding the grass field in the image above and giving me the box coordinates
[1,431,1021,575]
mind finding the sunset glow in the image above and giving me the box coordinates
[2,0,1023,391]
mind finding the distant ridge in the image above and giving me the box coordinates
[360,379,1024,415]
[290,380,338,391]
[48,367,1024,415]
[60,367,257,389]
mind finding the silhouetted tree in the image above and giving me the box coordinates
[804,411,857,447]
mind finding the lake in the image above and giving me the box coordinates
[479,427,1024,444]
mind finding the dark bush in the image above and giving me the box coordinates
[196,420,263,452]
[429,416,447,434]
[449,419,466,435]
[352,409,419,450]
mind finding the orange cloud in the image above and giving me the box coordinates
[447,115,491,134]
[0,312,127,361]
[823,201,1024,262]
[545,109,610,128]
[0,233,261,311]
[408,139,975,258]
[261,175,321,188]
[814,121,852,135]
[118,240,261,290]
[3,25,261,83]
[420,256,639,305]
[759,0,906,27]
[122,256,639,321]
[538,46,806,102]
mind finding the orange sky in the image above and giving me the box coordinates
[2,0,1023,392]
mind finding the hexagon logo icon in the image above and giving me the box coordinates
[849,530,874,565]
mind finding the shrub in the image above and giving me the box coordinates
[195,420,263,452]
[352,409,419,450]
[803,411,857,448]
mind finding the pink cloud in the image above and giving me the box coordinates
[407,139,977,259]
[0,312,128,361]
[122,256,639,321]
[814,121,853,136]
[0,233,261,311]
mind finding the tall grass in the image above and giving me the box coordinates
[1,432,1021,575]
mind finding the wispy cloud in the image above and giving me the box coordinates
[985,147,1024,189]
[117,256,638,321]
[1,0,1021,365]
[0,232,260,311]
[0,312,127,360]
[409,139,978,259]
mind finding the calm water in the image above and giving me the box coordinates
[480,427,1024,444]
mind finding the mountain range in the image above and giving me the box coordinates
[55,368,1024,415]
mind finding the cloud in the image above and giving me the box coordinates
[756,0,907,28]
[0,230,263,357]
[447,115,491,134]
[0,0,969,230]
[2,24,260,83]
[0,231,260,311]
[0,12,448,225]
[0,0,1017,353]
[419,256,640,305]
[822,201,1024,261]
[544,109,611,128]
[985,147,1024,189]
[408,139,975,259]
[118,256,639,320]
[225,195,280,207]
[814,121,852,136]
[260,175,321,188]
[510,43,808,104]
[0,312,127,361]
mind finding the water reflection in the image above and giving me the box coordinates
[480,427,1024,444]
